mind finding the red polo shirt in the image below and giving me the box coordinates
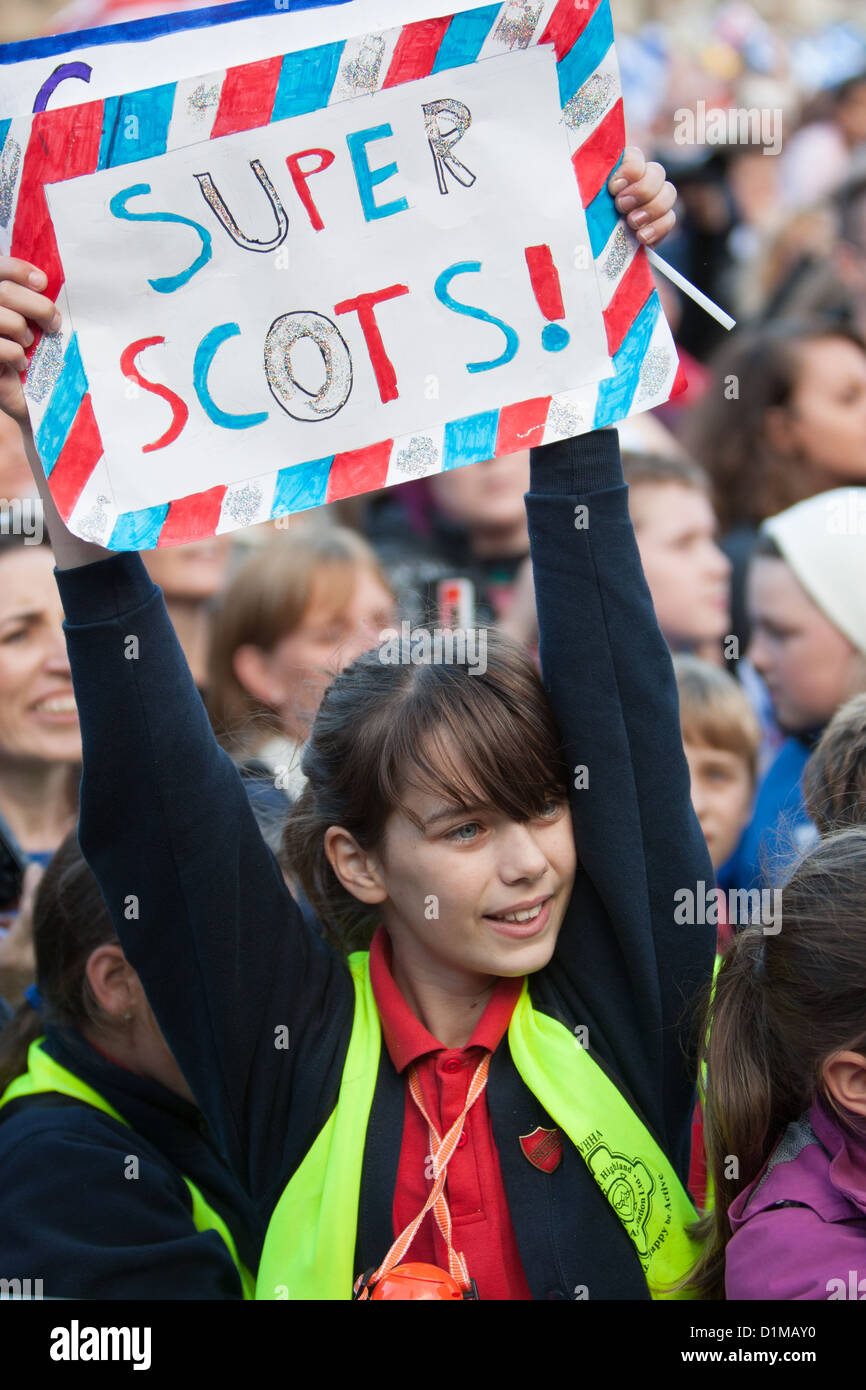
[368,927,533,1300]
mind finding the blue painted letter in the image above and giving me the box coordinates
[110,183,212,294]
[193,323,268,430]
[346,124,409,222]
[435,262,519,374]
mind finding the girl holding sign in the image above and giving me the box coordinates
[0,155,715,1301]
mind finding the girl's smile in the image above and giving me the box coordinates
[482,894,553,939]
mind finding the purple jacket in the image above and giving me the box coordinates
[726,1097,866,1300]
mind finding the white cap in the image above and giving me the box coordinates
[760,489,866,654]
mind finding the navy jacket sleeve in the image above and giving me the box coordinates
[0,1111,244,1299]
[55,556,354,1207]
[526,430,716,1166]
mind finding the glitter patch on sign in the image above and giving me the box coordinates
[187,82,221,118]
[494,1,544,50]
[76,495,111,544]
[0,136,22,227]
[24,331,65,404]
[563,73,617,131]
[395,436,439,477]
[224,481,263,526]
[603,225,629,280]
[341,33,387,93]
[637,347,672,400]
[547,400,588,438]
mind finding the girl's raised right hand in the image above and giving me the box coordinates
[0,257,62,427]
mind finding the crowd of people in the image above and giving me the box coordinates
[0,0,865,1306]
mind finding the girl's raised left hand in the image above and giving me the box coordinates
[608,148,677,247]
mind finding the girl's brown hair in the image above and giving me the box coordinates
[684,319,866,532]
[282,629,570,952]
[687,827,866,1298]
[0,831,118,1092]
[802,693,866,837]
[207,525,393,754]
[673,654,761,786]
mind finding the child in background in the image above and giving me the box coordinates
[0,833,261,1299]
[500,454,732,660]
[724,488,866,891]
[803,693,866,836]
[674,656,761,1210]
[674,655,761,947]
[207,527,395,850]
[688,829,866,1300]
[366,450,532,629]
[623,454,731,660]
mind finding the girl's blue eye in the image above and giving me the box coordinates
[447,822,480,842]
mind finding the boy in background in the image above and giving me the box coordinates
[724,487,866,890]
[674,655,761,950]
[624,454,732,661]
[674,656,761,1211]
[501,451,732,660]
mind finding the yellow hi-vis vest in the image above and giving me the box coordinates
[256,952,701,1300]
[0,1038,255,1300]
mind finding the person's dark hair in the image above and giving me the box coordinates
[282,629,570,952]
[686,827,866,1298]
[0,832,117,1091]
[803,694,866,836]
[683,319,866,531]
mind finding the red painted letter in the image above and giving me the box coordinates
[333,284,409,403]
[120,337,189,452]
[286,148,335,231]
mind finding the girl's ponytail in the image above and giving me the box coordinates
[688,930,780,1298]
[0,995,45,1094]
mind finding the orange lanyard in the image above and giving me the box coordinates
[355,1052,490,1297]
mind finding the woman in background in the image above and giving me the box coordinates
[207,527,396,848]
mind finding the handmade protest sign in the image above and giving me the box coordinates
[11,0,685,548]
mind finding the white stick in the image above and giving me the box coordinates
[645,247,737,331]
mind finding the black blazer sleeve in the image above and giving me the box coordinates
[526,430,716,1167]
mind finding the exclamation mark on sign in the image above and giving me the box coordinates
[525,244,570,352]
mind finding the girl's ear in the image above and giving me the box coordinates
[233,643,282,706]
[324,826,387,905]
[84,944,137,1021]
[822,1050,866,1120]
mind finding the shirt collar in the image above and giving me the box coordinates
[811,1094,866,1211]
[368,925,523,1074]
